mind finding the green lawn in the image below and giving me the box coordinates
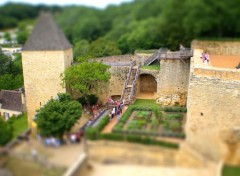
[133,99,158,107]
[223,165,240,176]
[11,113,28,138]
[141,64,160,70]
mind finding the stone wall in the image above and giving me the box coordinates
[97,66,129,104]
[192,40,240,55]
[139,74,157,92]
[22,49,73,127]
[186,49,240,162]
[156,59,190,106]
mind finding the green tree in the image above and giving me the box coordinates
[0,54,11,76]
[35,93,82,138]
[73,40,90,60]
[61,62,110,104]
[0,74,23,90]
[3,32,11,42]
[89,38,121,58]
[0,118,13,146]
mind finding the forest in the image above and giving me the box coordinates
[1,0,240,56]
[0,0,240,89]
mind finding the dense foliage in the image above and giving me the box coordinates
[56,0,240,56]
[35,93,82,138]
[61,61,110,104]
[0,53,23,90]
[0,118,13,146]
[0,3,62,29]
[1,0,239,58]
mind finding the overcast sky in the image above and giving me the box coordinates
[0,0,133,8]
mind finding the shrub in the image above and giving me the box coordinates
[85,127,98,140]
[165,113,183,119]
[163,107,187,112]
[114,122,124,131]
[85,115,109,140]
[0,118,13,145]
[96,116,109,131]
[100,133,124,141]
[88,94,98,105]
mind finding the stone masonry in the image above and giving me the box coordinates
[156,59,190,106]
[186,49,240,162]
[22,49,73,126]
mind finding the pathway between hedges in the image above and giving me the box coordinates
[102,106,128,133]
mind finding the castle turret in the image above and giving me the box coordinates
[22,13,73,127]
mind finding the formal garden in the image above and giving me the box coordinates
[85,99,187,149]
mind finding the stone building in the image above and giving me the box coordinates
[0,89,25,119]
[22,13,73,127]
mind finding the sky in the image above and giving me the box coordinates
[0,0,133,8]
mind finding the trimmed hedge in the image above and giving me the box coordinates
[100,133,179,149]
[165,113,183,119]
[85,115,109,140]
[163,107,187,112]
[114,105,162,131]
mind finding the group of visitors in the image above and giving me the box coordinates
[108,98,125,122]
[201,52,210,65]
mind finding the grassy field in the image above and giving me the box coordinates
[11,113,28,138]
[222,165,240,176]
[133,99,158,107]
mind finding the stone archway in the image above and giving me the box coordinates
[136,74,157,99]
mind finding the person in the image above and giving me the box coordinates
[235,62,240,69]
[205,52,209,62]
[117,111,121,122]
[111,107,115,119]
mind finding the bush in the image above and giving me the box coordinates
[100,133,179,149]
[96,116,109,131]
[85,127,98,140]
[87,94,98,105]
[163,107,187,112]
[100,133,124,141]
[165,113,183,119]
[85,115,109,140]
[77,94,98,106]
[0,118,13,145]
[114,122,125,131]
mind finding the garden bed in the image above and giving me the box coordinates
[113,103,185,138]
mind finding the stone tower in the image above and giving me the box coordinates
[22,13,73,127]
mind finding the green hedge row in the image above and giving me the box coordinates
[100,133,179,149]
[163,107,187,112]
[85,115,109,140]
[165,113,183,119]
[114,105,162,131]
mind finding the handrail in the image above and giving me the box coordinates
[129,63,141,102]
[159,49,193,59]
[102,62,132,66]
[144,48,168,65]
[120,61,135,100]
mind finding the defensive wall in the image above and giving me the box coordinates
[156,59,190,106]
[192,40,240,55]
[95,53,190,106]
[186,46,240,162]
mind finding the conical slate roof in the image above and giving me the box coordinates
[23,13,72,51]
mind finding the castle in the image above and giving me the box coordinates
[22,14,240,164]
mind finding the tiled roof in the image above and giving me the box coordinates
[0,90,23,112]
[22,13,72,51]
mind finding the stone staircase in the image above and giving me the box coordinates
[121,62,140,104]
